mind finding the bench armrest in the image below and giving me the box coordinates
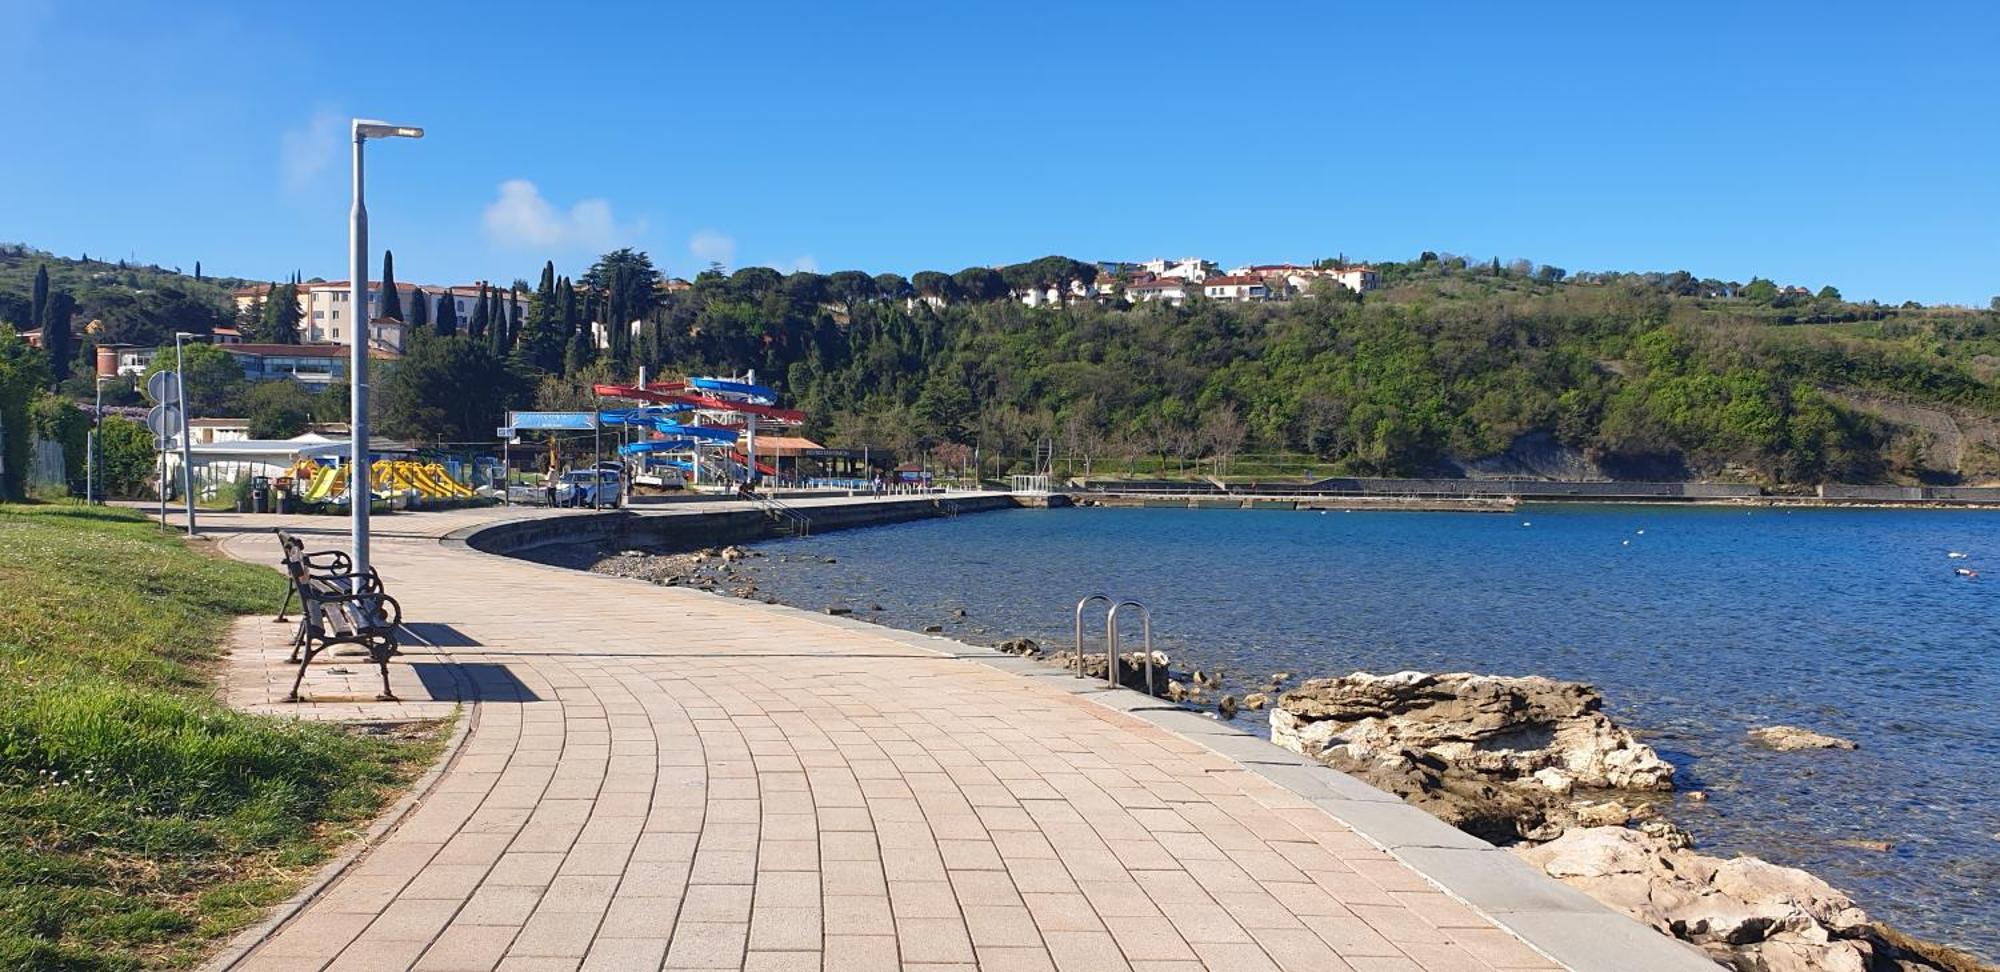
[300,569,383,594]
[301,550,354,570]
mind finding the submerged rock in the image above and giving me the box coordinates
[1243,692,1269,711]
[1749,725,1858,752]
[1269,671,1675,843]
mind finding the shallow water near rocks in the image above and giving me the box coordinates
[734,503,2000,960]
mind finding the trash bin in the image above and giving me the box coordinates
[250,476,272,514]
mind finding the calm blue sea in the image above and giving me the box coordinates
[741,504,2000,958]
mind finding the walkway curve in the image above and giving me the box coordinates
[201,500,1712,972]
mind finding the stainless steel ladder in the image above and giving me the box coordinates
[1072,594,1156,692]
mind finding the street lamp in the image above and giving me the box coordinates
[348,118,423,579]
[173,332,198,535]
[88,374,120,505]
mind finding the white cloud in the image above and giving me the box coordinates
[483,179,641,250]
[279,106,344,192]
[689,229,736,268]
[788,255,819,273]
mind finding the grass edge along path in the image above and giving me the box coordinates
[0,504,444,971]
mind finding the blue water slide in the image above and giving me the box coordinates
[688,376,776,405]
[600,405,693,425]
[620,438,702,455]
[649,420,738,443]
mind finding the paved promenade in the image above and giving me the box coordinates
[199,500,1706,972]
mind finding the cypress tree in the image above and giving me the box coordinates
[379,250,403,321]
[409,287,430,329]
[29,264,48,331]
[516,261,561,372]
[194,260,202,281]
[435,288,459,337]
[468,285,490,340]
[42,291,74,385]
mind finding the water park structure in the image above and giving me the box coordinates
[594,373,820,492]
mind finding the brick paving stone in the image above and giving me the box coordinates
[204,509,1661,971]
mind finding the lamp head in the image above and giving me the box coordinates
[354,119,424,140]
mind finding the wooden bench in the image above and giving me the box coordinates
[274,529,401,702]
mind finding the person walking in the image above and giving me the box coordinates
[543,465,560,508]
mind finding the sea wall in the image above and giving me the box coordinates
[458,493,1021,557]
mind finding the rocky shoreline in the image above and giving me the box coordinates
[577,543,1992,972]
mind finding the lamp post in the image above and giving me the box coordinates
[88,375,117,504]
[172,332,198,535]
[348,118,424,579]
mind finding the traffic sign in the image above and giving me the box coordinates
[145,370,181,406]
[146,404,180,449]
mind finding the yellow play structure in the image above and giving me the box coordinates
[287,458,474,501]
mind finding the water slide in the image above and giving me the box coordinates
[304,464,340,500]
[593,383,805,423]
[688,376,777,405]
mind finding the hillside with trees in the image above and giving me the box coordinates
[6,242,2000,489]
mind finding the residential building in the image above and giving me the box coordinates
[218,342,399,385]
[187,417,251,444]
[1141,258,1215,282]
[1127,279,1191,306]
[1224,263,1379,295]
[1202,275,1272,302]
[234,281,509,345]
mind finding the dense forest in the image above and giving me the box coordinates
[6,242,2000,490]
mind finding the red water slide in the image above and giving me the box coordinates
[592,383,806,423]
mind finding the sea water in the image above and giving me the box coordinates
[742,504,2000,958]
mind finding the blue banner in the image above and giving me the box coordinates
[507,410,600,431]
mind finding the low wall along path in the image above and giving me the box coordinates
[204,496,1714,972]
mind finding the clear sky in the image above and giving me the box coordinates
[2,0,1995,305]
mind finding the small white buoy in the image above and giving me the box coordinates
[1522,521,1532,527]
[1636,529,1645,535]
[1948,551,1970,559]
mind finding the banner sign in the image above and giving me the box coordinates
[506,411,599,431]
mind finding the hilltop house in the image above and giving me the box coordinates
[1127,279,1191,306]
[1202,275,1272,302]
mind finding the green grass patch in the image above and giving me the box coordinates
[0,505,442,970]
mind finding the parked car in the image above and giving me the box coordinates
[555,468,622,507]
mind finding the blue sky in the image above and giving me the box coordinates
[2,0,1995,304]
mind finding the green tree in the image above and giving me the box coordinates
[515,261,563,373]
[142,343,245,417]
[0,328,49,499]
[41,290,74,385]
[257,283,302,344]
[1741,277,1779,303]
[379,250,402,321]
[95,414,157,496]
[29,264,49,332]
[377,332,530,444]
[408,286,430,330]
[1816,285,1841,301]
[467,285,490,340]
[243,380,314,438]
[434,288,459,337]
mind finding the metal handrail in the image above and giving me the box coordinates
[1073,594,1112,679]
[748,489,812,536]
[1106,600,1153,691]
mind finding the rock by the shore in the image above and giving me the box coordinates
[1749,725,1858,752]
[995,638,1041,657]
[1045,649,1172,696]
[1516,827,1975,972]
[1269,671,1675,842]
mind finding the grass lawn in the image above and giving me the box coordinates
[0,504,442,971]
